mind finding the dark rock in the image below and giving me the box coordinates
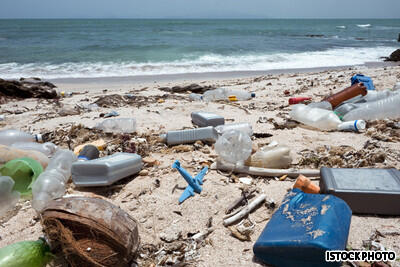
[306,34,324,38]
[159,83,215,94]
[384,49,400,62]
[0,78,58,99]
[398,33,400,42]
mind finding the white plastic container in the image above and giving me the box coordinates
[0,176,20,217]
[95,118,137,133]
[337,120,366,132]
[343,93,400,121]
[245,141,292,169]
[0,129,42,146]
[289,104,342,131]
[72,153,143,187]
[160,126,219,145]
[215,129,252,166]
[215,123,253,137]
[32,149,77,212]
[203,88,255,102]
[191,111,225,127]
[10,142,58,157]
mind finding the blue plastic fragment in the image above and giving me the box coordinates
[172,160,208,203]
[351,74,375,90]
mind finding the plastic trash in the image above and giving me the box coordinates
[71,152,142,187]
[203,88,255,102]
[393,82,400,91]
[307,101,332,110]
[351,74,375,90]
[337,120,366,132]
[333,103,359,118]
[324,83,367,109]
[160,126,219,145]
[245,141,292,169]
[320,167,400,215]
[95,118,137,133]
[0,157,43,196]
[343,93,400,121]
[77,145,99,161]
[191,111,225,127]
[73,139,107,155]
[289,104,342,131]
[172,160,208,203]
[0,176,20,217]
[0,129,42,146]
[103,110,119,118]
[253,189,352,267]
[215,129,252,166]
[32,149,77,212]
[293,175,320,194]
[0,115,4,121]
[0,144,49,168]
[362,89,399,102]
[288,97,311,105]
[215,122,253,137]
[10,142,58,157]
[189,93,203,101]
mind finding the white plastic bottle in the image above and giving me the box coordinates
[189,93,203,101]
[362,90,399,102]
[289,104,342,131]
[343,93,400,121]
[95,118,137,133]
[215,130,252,166]
[0,129,42,146]
[0,176,20,217]
[160,126,219,145]
[245,141,292,169]
[32,149,77,212]
[215,123,253,137]
[10,142,58,157]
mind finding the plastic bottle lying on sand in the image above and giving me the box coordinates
[32,149,77,212]
[362,89,399,102]
[95,118,136,133]
[0,144,49,168]
[10,142,58,157]
[215,130,252,166]
[0,129,42,146]
[160,126,219,145]
[324,83,367,109]
[337,120,366,132]
[245,141,292,169]
[203,88,255,102]
[215,123,253,137]
[289,104,342,131]
[334,103,360,118]
[307,101,332,110]
[343,93,400,121]
[0,176,20,217]
[189,93,203,101]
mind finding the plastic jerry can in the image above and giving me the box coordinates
[320,167,400,215]
[71,152,143,187]
[351,74,375,90]
[253,189,352,267]
[191,111,225,127]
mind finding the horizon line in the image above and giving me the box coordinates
[1,17,400,20]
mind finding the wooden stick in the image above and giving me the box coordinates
[225,189,256,215]
[211,161,320,178]
[223,194,266,226]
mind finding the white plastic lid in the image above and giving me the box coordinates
[35,134,43,143]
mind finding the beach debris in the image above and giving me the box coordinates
[223,193,266,226]
[158,83,214,94]
[0,78,58,99]
[102,110,120,118]
[225,188,256,215]
[0,176,20,217]
[41,196,140,267]
[245,141,292,169]
[0,144,49,168]
[293,175,320,194]
[160,126,218,146]
[73,139,107,155]
[160,225,182,243]
[228,219,255,241]
[288,97,312,105]
[172,160,208,203]
[57,106,81,116]
[366,119,400,142]
[95,118,137,133]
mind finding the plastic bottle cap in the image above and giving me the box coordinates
[35,134,43,143]
[251,93,256,98]
[160,134,167,143]
[78,144,100,161]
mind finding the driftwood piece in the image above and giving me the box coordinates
[223,194,266,226]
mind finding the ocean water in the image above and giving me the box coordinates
[0,19,399,79]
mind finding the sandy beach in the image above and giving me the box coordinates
[1,64,400,266]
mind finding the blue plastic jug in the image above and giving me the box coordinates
[351,74,375,90]
[253,189,352,267]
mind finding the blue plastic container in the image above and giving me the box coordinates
[351,74,375,90]
[253,189,352,267]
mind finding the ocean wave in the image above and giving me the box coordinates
[357,24,372,28]
[0,46,395,79]
[336,26,346,29]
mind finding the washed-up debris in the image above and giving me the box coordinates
[93,93,186,108]
[293,175,320,194]
[57,106,81,116]
[158,83,215,94]
[0,78,58,99]
[366,119,400,142]
[224,193,266,226]
[225,188,256,215]
[228,219,255,241]
[41,196,140,267]
[101,110,119,118]
[298,141,400,168]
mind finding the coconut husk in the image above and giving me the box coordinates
[41,196,139,267]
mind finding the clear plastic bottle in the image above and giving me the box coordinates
[343,93,400,121]
[245,141,292,169]
[0,129,42,146]
[215,130,252,166]
[393,82,400,91]
[334,103,360,118]
[95,118,137,133]
[10,142,58,157]
[289,104,342,131]
[362,90,399,102]
[0,144,49,168]
[307,101,332,110]
[215,123,253,137]
[160,126,219,145]
[0,176,20,217]
[189,93,203,101]
[203,88,255,102]
[32,149,77,212]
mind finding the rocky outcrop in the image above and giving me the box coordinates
[0,78,58,99]
[384,49,400,62]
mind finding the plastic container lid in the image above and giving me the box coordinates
[159,134,167,143]
[35,134,43,143]
[251,92,256,98]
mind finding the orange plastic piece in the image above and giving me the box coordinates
[293,174,320,194]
